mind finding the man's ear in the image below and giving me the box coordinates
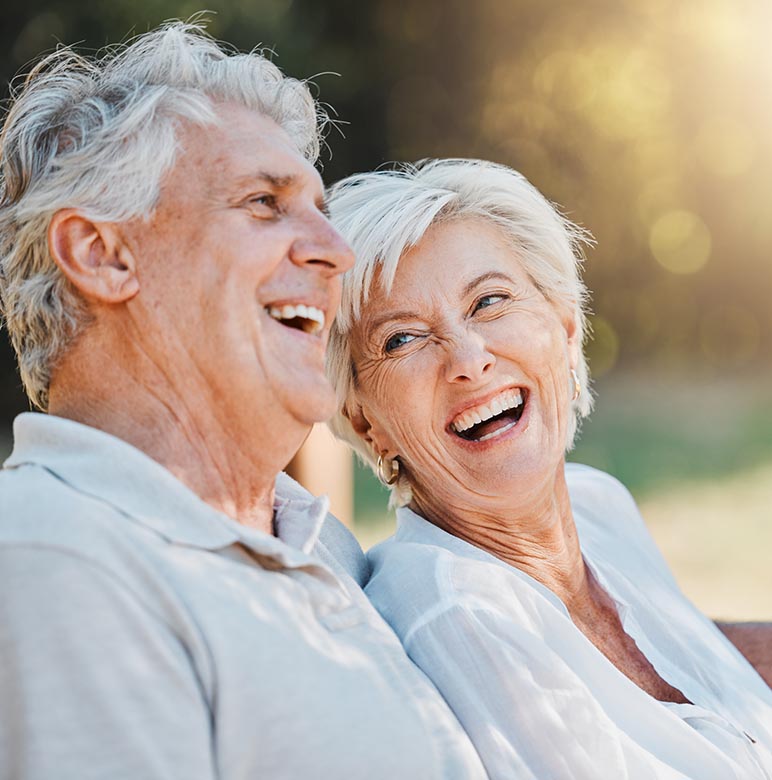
[48,209,139,304]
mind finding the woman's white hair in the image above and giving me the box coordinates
[326,159,594,507]
[0,21,327,410]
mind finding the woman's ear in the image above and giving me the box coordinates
[343,398,397,456]
[562,308,581,371]
[48,209,140,304]
[343,401,373,442]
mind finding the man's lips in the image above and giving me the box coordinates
[265,302,326,335]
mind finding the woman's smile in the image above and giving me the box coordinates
[448,384,528,441]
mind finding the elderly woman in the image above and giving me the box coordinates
[327,159,772,780]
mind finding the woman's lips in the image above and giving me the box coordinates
[450,387,524,434]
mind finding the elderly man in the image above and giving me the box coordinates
[0,23,486,779]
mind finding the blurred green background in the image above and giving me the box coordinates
[0,0,769,618]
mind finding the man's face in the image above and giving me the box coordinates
[120,103,353,443]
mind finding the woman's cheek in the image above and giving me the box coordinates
[361,362,414,425]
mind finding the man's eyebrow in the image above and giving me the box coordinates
[229,171,300,192]
[229,171,328,212]
[462,271,516,297]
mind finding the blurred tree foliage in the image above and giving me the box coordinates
[1,0,770,425]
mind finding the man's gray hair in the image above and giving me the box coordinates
[0,21,326,410]
[326,159,594,507]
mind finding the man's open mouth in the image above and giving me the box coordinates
[450,388,527,442]
[266,304,325,335]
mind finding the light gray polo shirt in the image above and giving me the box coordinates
[0,413,486,780]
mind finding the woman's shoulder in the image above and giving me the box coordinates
[365,510,567,639]
[565,462,636,505]
[566,463,678,584]
[364,530,468,639]
[365,515,481,608]
[367,506,520,585]
[565,463,645,533]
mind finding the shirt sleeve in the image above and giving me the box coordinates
[404,602,689,780]
[0,547,216,780]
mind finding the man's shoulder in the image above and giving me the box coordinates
[0,461,154,559]
[0,462,93,539]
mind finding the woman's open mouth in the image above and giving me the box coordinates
[449,387,527,442]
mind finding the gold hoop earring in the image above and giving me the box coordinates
[376,454,399,486]
[570,368,581,402]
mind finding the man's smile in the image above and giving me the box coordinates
[266,303,326,335]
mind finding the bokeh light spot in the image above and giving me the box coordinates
[649,210,712,275]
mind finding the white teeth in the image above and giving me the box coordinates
[451,388,524,434]
[267,304,325,334]
[478,420,518,442]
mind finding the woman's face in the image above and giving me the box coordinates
[348,217,579,520]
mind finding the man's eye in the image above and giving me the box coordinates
[473,294,506,313]
[248,194,277,211]
[384,332,416,353]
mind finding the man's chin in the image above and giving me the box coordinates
[286,385,338,428]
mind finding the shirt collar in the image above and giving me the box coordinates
[4,413,327,563]
[394,504,569,614]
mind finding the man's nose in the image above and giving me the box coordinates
[443,330,496,385]
[288,211,355,276]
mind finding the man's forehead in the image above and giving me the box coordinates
[175,105,321,193]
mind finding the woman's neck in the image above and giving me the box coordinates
[411,464,593,612]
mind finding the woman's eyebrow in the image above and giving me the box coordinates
[461,271,516,297]
[366,309,419,335]
[365,271,517,334]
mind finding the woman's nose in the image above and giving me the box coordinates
[443,331,496,385]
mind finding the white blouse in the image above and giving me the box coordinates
[366,463,772,780]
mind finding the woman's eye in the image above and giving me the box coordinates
[384,332,416,353]
[473,294,506,313]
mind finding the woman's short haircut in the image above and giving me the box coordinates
[0,21,326,410]
[326,159,594,507]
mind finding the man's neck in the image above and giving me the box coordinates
[48,351,307,536]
